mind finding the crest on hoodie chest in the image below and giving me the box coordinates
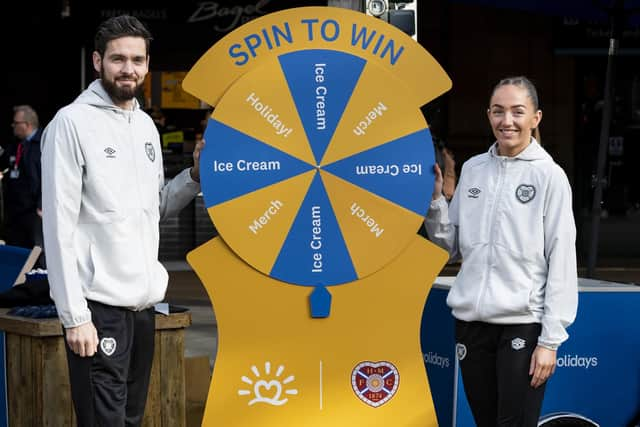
[144,142,155,162]
[515,184,536,203]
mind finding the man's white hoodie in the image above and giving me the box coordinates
[42,80,201,328]
[424,139,578,349]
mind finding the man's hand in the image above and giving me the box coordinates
[66,322,99,357]
[529,345,557,388]
[189,138,206,183]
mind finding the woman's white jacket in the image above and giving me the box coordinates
[425,140,578,349]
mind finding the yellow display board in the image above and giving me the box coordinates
[187,235,448,426]
[183,7,451,108]
[184,6,452,426]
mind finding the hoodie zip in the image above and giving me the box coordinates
[476,155,507,318]
[124,110,152,311]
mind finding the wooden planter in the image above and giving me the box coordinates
[0,309,191,426]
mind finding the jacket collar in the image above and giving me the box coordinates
[488,138,551,161]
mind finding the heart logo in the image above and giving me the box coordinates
[456,343,467,360]
[100,337,117,356]
[516,184,536,203]
[351,361,399,407]
[249,380,287,406]
[144,142,155,162]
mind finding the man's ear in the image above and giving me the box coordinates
[92,51,102,74]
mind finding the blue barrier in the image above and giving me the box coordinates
[0,244,31,427]
[422,277,640,427]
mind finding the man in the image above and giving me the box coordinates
[0,105,44,266]
[41,15,203,426]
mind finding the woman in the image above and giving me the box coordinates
[425,76,578,426]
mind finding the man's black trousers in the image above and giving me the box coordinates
[64,300,155,427]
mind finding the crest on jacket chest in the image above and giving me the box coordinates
[515,184,536,203]
[144,142,155,162]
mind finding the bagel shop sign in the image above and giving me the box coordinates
[187,0,293,30]
[70,0,327,67]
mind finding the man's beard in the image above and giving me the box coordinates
[101,73,142,104]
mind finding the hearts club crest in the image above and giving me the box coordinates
[351,361,399,407]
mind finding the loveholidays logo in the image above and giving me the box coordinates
[556,354,599,370]
[423,352,450,369]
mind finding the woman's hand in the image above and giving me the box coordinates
[443,148,455,170]
[529,346,557,388]
[432,163,444,201]
[441,148,456,200]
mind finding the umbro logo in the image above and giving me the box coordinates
[104,147,116,158]
[467,188,481,198]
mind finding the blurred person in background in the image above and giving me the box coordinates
[0,105,45,267]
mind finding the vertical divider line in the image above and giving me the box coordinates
[320,360,324,410]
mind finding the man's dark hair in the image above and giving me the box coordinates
[94,15,153,57]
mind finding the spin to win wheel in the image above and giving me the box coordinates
[200,48,435,289]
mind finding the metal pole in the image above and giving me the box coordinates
[81,46,86,92]
[0,175,4,229]
[587,0,624,277]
